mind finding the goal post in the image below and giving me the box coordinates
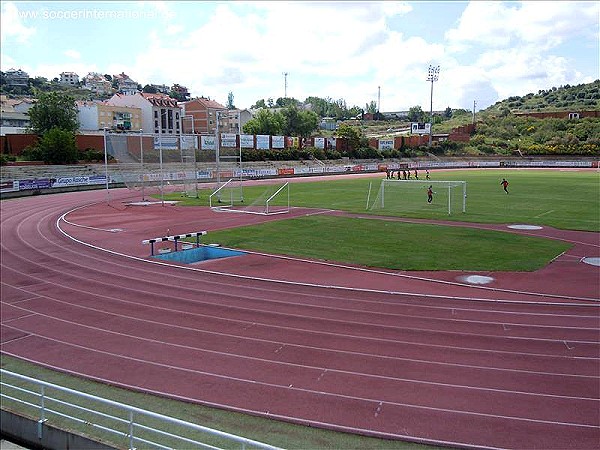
[368,179,467,215]
[210,180,290,215]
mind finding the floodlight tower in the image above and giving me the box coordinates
[427,65,440,147]
[283,72,288,98]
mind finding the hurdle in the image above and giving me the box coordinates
[142,231,207,256]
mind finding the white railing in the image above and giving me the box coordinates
[1,369,281,450]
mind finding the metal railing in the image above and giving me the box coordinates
[1,369,281,450]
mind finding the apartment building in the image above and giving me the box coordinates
[4,69,29,87]
[180,97,227,134]
[113,72,139,95]
[83,72,113,95]
[59,72,80,86]
[106,92,182,135]
[77,100,142,131]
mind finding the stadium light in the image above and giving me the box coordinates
[427,65,440,147]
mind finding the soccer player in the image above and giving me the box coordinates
[501,178,509,194]
[427,185,434,203]
[426,169,430,180]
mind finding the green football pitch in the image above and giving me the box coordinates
[167,169,598,271]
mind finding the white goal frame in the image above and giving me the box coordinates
[210,180,290,216]
[374,179,467,215]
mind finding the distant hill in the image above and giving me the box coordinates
[484,80,600,115]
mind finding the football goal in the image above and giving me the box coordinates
[368,179,467,215]
[210,180,290,215]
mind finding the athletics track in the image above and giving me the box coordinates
[1,172,599,449]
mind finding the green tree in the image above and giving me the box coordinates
[242,109,285,135]
[335,123,361,151]
[28,91,79,135]
[36,127,79,164]
[408,105,426,122]
[142,84,158,93]
[365,101,378,114]
[444,106,453,119]
[281,106,319,137]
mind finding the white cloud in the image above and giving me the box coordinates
[1,2,36,44]
[64,49,81,59]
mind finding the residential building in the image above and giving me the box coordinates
[106,92,182,135]
[77,100,142,131]
[180,97,227,134]
[83,72,113,95]
[113,72,139,95]
[4,69,29,87]
[59,72,80,86]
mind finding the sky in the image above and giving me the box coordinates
[1,1,599,112]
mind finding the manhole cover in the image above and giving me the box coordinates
[582,257,600,267]
[507,225,543,230]
[459,275,495,285]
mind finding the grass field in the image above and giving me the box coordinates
[168,169,599,231]
[165,169,597,271]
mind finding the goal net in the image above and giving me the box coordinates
[210,180,290,215]
[368,179,467,215]
[103,131,199,201]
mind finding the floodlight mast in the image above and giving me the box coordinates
[427,65,440,147]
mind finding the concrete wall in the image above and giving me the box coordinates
[1,410,116,450]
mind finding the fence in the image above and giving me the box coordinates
[0,369,281,450]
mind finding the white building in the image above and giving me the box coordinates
[59,72,80,86]
[106,92,182,135]
[113,72,139,96]
[83,72,113,95]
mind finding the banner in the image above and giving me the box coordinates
[411,122,431,134]
[314,137,325,149]
[326,137,336,150]
[378,139,394,150]
[240,134,254,148]
[272,136,285,149]
[221,133,237,148]
[154,135,178,150]
[256,135,270,150]
[180,135,198,150]
[286,136,299,148]
[200,135,216,150]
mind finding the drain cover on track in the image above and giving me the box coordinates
[459,275,495,285]
[582,257,600,267]
[507,224,543,230]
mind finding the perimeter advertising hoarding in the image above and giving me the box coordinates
[326,137,336,150]
[272,136,285,149]
[240,134,254,148]
[411,122,431,134]
[286,136,299,149]
[378,139,394,150]
[256,135,270,150]
[314,137,325,149]
[201,135,216,150]
[153,135,178,150]
[180,135,198,150]
[221,133,237,148]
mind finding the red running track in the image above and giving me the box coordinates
[1,182,599,450]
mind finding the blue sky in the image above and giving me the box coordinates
[2,1,598,111]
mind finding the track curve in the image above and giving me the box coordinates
[1,185,599,449]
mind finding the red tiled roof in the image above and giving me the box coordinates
[141,93,179,108]
[182,97,226,109]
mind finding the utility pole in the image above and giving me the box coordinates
[283,72,288,98]
[472,100,477,124]
[427,65,440,147]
